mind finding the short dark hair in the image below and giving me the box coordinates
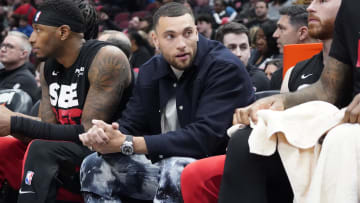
[279,5,308,28]
[153,2,194,30]
[196,14,213,24]
[215,22,250,45]
[38,0,84,28]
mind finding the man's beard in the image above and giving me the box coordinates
[308,18,335,40]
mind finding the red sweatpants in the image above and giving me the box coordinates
[181,155,225,203]
[0,137,27,189]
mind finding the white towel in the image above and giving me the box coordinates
[248,101,345,203]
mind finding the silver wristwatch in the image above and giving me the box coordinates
[121,135,134,155]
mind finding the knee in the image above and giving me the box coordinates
[0,137,24,153]
[181,155,225,189]
[80,153,103,179]
[26,140,54,159]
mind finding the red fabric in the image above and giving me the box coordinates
[13,3,37,25]
[181,155,226,203]
[0,137,27,189]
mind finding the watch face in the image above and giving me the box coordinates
[121,141,134,155]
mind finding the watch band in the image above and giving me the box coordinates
[125,134,133,142]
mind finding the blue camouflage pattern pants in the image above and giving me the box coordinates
[80,153,196,203]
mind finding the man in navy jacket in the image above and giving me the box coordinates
[79,2,254,202]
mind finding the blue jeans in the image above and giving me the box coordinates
[80,153,196,203]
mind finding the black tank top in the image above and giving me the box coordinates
[44,40,108,125]
[288,52,324,92]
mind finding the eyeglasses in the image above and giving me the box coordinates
[0,43,16,50]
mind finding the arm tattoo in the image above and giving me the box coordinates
[82,46,131,130]
[283,57,351,109]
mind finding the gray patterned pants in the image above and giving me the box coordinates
[80,153,196,203]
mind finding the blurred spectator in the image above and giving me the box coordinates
[98,30,132,58]
[264,58,282,80]
[216,22,270,92]
[128,16,141,30]
[127,30,153,69]
[212,0,237,26]
[193,0,212,17]
[14,14,32,37]
[235,0,256,24]
[246,0,272,29]
[249,20,280,70]
[267,0,294,21]
[98,6,120,32]
[0,31,38,102]
[196,14,215,40]
[12,0,36,25]
[0,6,6,42]
[139,15,153,33]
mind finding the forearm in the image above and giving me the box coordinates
[11,116,84,142]
[282,81,326,109]
[133,136,148,154]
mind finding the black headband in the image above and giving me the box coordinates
[33,10,84,33]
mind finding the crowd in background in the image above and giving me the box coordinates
[0,0,311,92]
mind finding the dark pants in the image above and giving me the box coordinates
[218,127,294,203]
[17,140,91,203]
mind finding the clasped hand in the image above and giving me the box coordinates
[79,119,126,154]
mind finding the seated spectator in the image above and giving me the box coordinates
[270,4,317,90]
[215,22,270,92]
[98,30,132,59]
[196,14,216,40]
[78,3,254,202]
[212,0,237,26]
[264,59,282,80]
[97,6,120,32]
[128,29,153,69]
[249,20,280,70]
[246,0,273,30]
[0,31,38,103]
[14,15,33,37]
[235,0,257,24]
[139,15,153,33]
[267,0,293,21]
[12,1,36,25]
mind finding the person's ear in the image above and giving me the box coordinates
[152,30,160,50]
[298,26,309,41]
[58,25,71,40]
[19,50,28,60]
